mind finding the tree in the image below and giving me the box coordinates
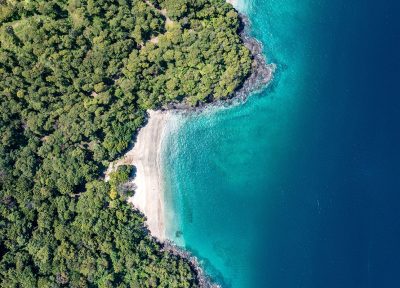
[0,0,250,286]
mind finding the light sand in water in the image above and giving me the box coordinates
[226,0,238,6]
[106,110,173,240]
[105,0,242,241]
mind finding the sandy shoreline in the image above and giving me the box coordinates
[106,0,272,247]
[104,1,271,285]
[128,110,172,240]
[107,110,173,240]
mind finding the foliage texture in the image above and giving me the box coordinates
[0,0,251,287]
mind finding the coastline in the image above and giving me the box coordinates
[127,110,172,240]
[166,13,275,111]
[106,1,273,286]
[107,1,274,241]
[226,0,238,6]
[106,110,217,286]
[106,110,174,240]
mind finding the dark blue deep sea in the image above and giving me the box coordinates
[162,0,400,287]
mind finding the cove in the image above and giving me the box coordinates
[163,0,400,287]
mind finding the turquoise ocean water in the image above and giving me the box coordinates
[163,0,400,287]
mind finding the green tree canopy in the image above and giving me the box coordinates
[0,0,251,286]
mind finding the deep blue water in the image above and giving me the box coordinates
[163,0,400,287]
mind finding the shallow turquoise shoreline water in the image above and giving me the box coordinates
[163,1,311,285]
[162,0,400,287]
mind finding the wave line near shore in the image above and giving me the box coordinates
[106,110,174,240]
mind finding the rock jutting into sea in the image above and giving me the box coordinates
[163,241,221,288]
[166,13,276,111]
[156,11,276,288]
[105,3,274,288]
[235,13,276,99]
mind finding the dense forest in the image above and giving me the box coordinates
[0,0,251,286]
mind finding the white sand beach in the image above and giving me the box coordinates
[104,0,257,242]
[226,0,238,6]
[106,110,173,240]
[227,0,248,13]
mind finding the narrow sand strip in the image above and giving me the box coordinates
[107,110,172,240]
[105,0,256,242]
[128,110,171,240]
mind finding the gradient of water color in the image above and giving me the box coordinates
[163,0,400,287]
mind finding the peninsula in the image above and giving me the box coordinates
[106,5,274,243]
[0,0,270,286]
